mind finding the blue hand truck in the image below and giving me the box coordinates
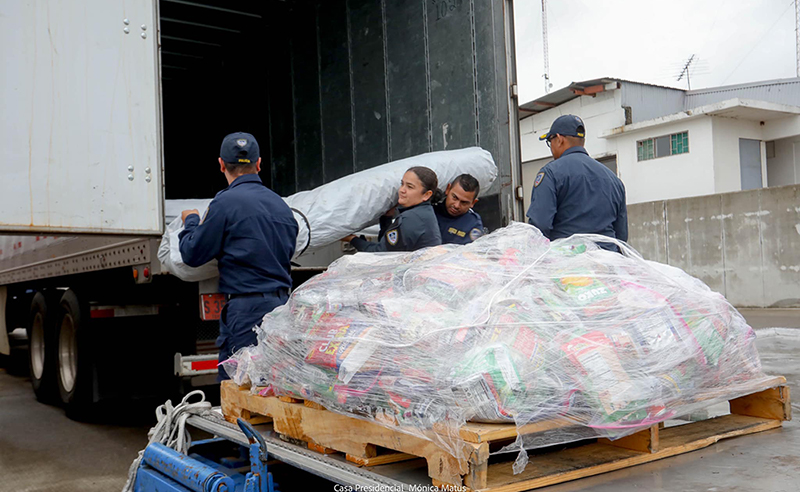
[134,419,279,492]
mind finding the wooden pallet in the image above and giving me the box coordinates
[221,376,791,492]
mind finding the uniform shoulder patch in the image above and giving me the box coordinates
[469,227,483,241]
[386,229,399,246]
[534,172,545,188]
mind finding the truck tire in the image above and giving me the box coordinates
[27,292,59,403]
[55,289,95,419]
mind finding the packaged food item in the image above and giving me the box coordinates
[304,317,376,375]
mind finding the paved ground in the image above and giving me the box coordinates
[738,308,800,329]
[1,310,799,491]
[0,330,330,492]
[0,335,149,491]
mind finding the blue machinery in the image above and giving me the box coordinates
[134,419,279,492]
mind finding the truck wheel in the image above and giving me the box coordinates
[55,289,95,419]
[27,292,59,403]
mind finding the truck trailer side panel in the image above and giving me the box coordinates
[1,0,518,237]
[0,0,164,235]
[0,0,520,412]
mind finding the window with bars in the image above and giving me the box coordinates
[637,131,689,161]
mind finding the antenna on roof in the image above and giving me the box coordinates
[542,0,552,93]
[677,54,696,90]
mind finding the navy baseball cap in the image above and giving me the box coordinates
[539,115,586,141]
[220,132,260,164]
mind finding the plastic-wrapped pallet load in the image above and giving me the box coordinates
[158,147,497,281]
[224,222,776,473]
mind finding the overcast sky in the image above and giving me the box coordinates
[513,0,799,104]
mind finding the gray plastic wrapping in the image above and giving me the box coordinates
[158,200,219,282]
[158,147,497,281]
[224,222,775,473]
[284,147,497,255]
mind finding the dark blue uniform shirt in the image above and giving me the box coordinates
[527,146,627,246]
[179,174,298,294]
[434,202,484,245]
[351,200,442,252]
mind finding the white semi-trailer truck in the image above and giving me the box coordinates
[0,0,523,418]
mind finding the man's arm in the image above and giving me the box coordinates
[178,203,226,267]
[350,235,389,252]
[526,168,558,239]
[613,188,628,242]
[467,214,484,243]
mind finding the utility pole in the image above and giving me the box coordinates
[677,54,696,90]
[796,0,800,77]
[542,0,551,93]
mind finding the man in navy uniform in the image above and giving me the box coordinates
[179,132,298,381]
[527,115,627,250]
[434,174,485,244]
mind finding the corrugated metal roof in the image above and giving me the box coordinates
[621,83,686,124]
[519,78,616,116]
[519,76,800,122]
[685,77,800,109]
[519,77,684,118]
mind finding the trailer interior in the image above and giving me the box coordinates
[159,0,513,228]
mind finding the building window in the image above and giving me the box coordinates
[637,139,654,161]
[637,131,689,161]
[671,132,689,155]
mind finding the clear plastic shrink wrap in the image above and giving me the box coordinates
[224,222,773,473]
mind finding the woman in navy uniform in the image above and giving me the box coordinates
[344,166,442,252]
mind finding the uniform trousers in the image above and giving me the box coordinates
[216,290,289,381]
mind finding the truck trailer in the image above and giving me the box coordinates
[0,0,522,417]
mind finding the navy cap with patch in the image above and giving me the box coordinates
[220,132,260,164]
[538,114,586,141]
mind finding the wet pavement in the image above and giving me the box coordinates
[1,311,799,491]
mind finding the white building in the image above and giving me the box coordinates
[519,77,800,208]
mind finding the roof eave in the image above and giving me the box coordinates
[599,98,800,138]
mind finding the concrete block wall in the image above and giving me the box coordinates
[627,185,800,308]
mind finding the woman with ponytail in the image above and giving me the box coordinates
[344,166,443,252]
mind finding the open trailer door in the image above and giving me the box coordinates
[0,0,163,235]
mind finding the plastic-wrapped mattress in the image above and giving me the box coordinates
[158,147,497,281]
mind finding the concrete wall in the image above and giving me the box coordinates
[627,185,800,308]
[614,117,715,204]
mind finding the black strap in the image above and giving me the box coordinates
[228,289,289,300]
[291,207,312,257]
